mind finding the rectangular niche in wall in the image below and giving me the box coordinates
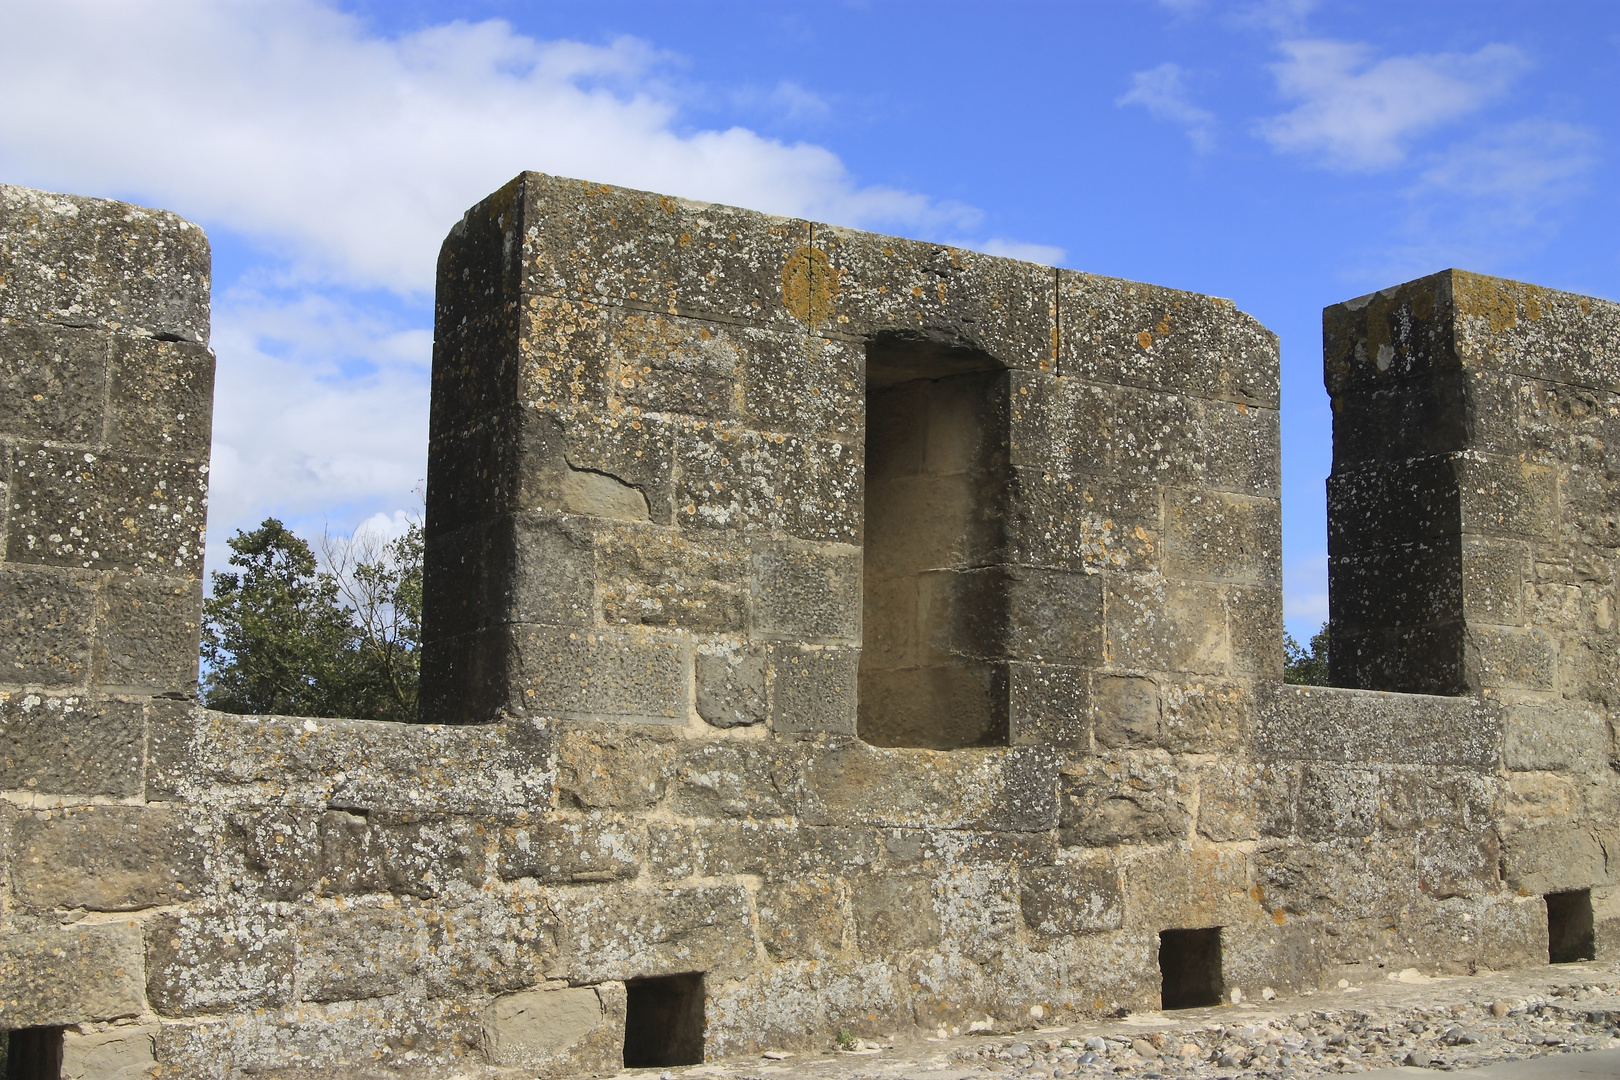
[623,972,705,1068]
[1546,889,1595,964]
[1159,927,1224,1009]
[859,337,1010,750]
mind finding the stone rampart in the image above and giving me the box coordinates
[0,175,1613,1078]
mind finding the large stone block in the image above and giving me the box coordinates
[768,644,857,735]
[508,625,690,723]
[1163,488,1280,586]
[499,817,643,883]
[5,444,207,574]
[751,540,861,643]
[1058,756,1191,848]
[1253,685,1503,768]
[106,334,214,458]
[0,184,211,343]
[61,1025,158,1080]
[482,986,609,1069]
[555,883,755,983]
[1058,270,1279,407]
[92,572,201,692]
[145,904,296,1016]
[0,691,143,796]
[596,520,748,633]
[0,922,145,1026]
[0,565,96,686]
[10,804,204,911]
[1501,824,1607,895]
[293,900,430,1003]
[0,320,107,442]
[1020,859,1124,935]
[673,423,860,543]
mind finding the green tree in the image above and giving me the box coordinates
[1283,623,1330,686]
[201,517,423,722]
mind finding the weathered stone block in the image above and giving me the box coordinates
[0,692,143,796]
[10,804,203,911]
[597,521,747,632]
[674,423,860,543]
[482,986,607,1068]
[1058,270,1279,407]
[1123,846,1255,930]
[1092,675,1160,750]
[852,873,942,952]
[1105,574,1229,675]
[694,644,768,728]
[670,740,791,819]
[0,184,211,343]
[227,806,320,900]
[318,810,485,897]
[0,922,145,1026]
[795,740,1059,832]
[556,883,755,983]
[293,901,428,1003]
[1164,488,1279,586]
[0,565,96,686]
[757,879,844,959]
[1503,698,1609,772]
[1465,624,1558,690]
[1007,467,1159,573]
[1254,685,1503,768]
[1501,824,1607,894]
[742,331,864,439]
[1007,660,1089,748]
[5,444,207,574]
[1162,678,1250,754]
[145,905,296,1016]
[1197,761,1294,841]
[1005,567,1104,662]
[826,228,1056,367]
[1059,757,1191,847]
[1020,860,1123,934]
[509,625,689,723]
[499,817,642,883]
[1295,764,1380,841]
[106,334,214,458]
[554,728,675,811]
[0,319,107,442]
[751,540,860,642]
[768,644,857,735]
[92,572,201,691]
[61,1024,158,1080]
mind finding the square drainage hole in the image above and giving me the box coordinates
[623,972,705,1068]
[3,1026,64,1080]
[1160,926,1223,1010]
[1547,889,1595,964]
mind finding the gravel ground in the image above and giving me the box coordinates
[629,962,1620,1080]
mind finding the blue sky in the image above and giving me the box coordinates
[2,0,1616,640]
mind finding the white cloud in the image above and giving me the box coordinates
[1232,0,1317,35]
[1117,63,1216,152]
[203,286,428,572]
[960,238,1067,266]
[0,0,1056,572]
[1283,553,1328,627]
[1354,120,1599,282]
[1257,40,1529,170]
[0,0,985,295]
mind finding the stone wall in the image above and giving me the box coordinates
[0,175,1613,1079]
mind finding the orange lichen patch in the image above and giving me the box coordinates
[1155,319,1170,336]
[1453,269,1520,333]
[781,245,838,326]
[1272,909,1286,925]
[1136,331,1154,350]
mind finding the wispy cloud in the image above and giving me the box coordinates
[1359,119,1600,281]
[970,238,1067,266]
[1117,63,1216,152]
[1257,40,1529,170]
[1231,0,1316,35]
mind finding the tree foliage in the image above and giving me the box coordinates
[201,517,422,722]
[1283,623,1330,686]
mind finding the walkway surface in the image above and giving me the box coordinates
[607,962,1620,1080]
